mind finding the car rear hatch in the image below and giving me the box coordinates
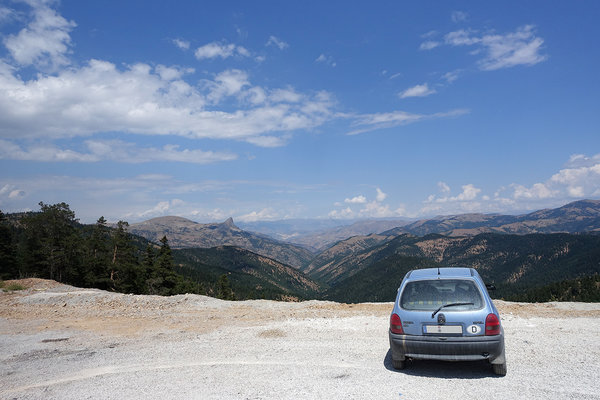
[398,278,488,337]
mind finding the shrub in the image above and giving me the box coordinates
[3,282,25,291]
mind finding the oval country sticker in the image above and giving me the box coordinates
[467,325,481,334]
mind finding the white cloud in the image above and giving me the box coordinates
[359,201,396,218]
[0,139,237,164]
[315,54,336,67]
[8,189,25,199]
[194,41,249,60]
[347,109,469,135]
[244,135,288,147]
[399,83,436,98]
[0,59,335,145]
[442,70,461,83]
[419,153,600,217]
[172,38,190,50]
[426,183,482,204]
[328,206,354,219]
[511,183,555,200]
[456,184,481,201]
[3,0,76,70]
[270,88,302,103]
[155,65,194,81]
[451,11,468,23]
[0,6,17,24]
[419,41,440,51]
[238,208,279,222]
[205,69,250,102]
[444,29,481,46]
[345,195,367,204]
[546,156,600,198]
[329,187,404,219]
[0,184,25,200]
[138,200,172,217]
[191,208,229,221]
[568,186,584,197]
[438,181,450,193]
[376,187,387,202]
[266,35,288,50]
[564,153,600,169]
[444,25,547,70]
[1,174,308,222]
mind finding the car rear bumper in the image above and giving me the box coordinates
[389,331,505,363]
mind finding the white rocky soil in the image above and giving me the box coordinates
[1,279,599,400]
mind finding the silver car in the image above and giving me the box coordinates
[389,267,507,375]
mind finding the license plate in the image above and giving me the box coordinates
[424,325,462,334]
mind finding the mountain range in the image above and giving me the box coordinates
[128,216,314,269]
[321,232,600,302]
[128,199,600,302]
[237,200,600,250]
[173,246,321,301]
[386,199,600,237]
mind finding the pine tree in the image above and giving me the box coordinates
[0,210,18,279]
[144,243,161,295]
[147,236,182,295]
[84,216,112,289]
[217,273,235,300]
[20,202,82,283]
[110,221,143,293]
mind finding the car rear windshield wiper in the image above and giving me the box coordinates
[431,302,474,318]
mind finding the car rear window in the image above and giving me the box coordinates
[400,279,484,311]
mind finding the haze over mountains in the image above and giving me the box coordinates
[128,216,314,269]
[384,199,600,237]
[239,219,410,251]
[131,199,600,253]
[126,199,600,302]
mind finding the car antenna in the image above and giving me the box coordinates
[437,267,440,275]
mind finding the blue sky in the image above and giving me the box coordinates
[0,0,599,224]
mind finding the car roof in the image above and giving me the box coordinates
[406,267,474,280]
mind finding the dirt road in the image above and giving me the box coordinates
[1,279,599,399]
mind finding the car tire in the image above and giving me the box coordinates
[492,362,507,376]
[392,359,406,370]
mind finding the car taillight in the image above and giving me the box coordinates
[390,313,404,334]
[485,313,501,336]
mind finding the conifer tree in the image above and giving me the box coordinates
[0,210,18,279]
[84,216,112,289]
[20,202,81,283]
[110,220,143,293]
[147,236,182,295]
[217,273,235,300]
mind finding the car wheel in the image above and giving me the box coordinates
[492,362,507,376]
[392,358,405,370]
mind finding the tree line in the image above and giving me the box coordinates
[0,202,236,297]
[504,274,600,303]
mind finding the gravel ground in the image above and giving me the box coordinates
[1,279,599,400]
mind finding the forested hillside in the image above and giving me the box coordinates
[318,233,600,302]
[174,246,321,300]
[2,201,599,303]
[0,202,319,301]
[0,203,199,296]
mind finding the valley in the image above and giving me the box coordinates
[126,200,600,303]
[2,199,599,303]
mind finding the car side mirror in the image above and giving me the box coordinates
[486,283,496,291]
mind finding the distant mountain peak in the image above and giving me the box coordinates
[127,214,313,269]
[223,217,235,228]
